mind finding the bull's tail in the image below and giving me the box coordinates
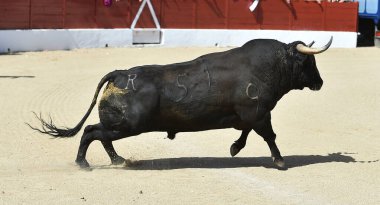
[27,71,116,138]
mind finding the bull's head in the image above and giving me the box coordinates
[289,36,332,91]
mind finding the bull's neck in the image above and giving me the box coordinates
[269,63,294,101]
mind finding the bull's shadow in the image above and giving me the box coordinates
[95,152,369,171]
[0,75,35,79]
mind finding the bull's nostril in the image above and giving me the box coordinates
[316,83,322,90]
[311,83,322,91]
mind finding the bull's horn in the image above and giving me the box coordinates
[296,36,333,55]
[307,41,315,47]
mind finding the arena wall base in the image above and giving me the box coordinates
[0,29,132,53]
[0,29,357,53]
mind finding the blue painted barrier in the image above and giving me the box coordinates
[356,0,380,24]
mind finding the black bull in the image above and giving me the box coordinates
[29,37,333,169]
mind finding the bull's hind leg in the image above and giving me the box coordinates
[75,123,126,168]
[253,113,286,169]
[230,129,251,157]
[101,140,125,165]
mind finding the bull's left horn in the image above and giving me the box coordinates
[296,36,333,55]
[307,41,315,47]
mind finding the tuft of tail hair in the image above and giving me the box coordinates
[26,71,116,138]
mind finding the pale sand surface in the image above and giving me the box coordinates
[0,46,379,205]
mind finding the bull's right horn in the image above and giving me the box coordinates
[296,36,333,55]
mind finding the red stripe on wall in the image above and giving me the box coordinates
[0,0,358,32]
[0,0,30,29]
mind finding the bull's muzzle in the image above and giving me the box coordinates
[310,81,323,91]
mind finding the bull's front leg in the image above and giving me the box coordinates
[253,113,286,169]
[167,131,176,140]
[230,129,251,157]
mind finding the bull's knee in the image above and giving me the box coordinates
[84,125,96,133]
[263,133,276,143]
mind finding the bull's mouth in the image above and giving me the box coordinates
[310,83,322,91]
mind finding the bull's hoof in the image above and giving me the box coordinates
[230,143,242,157]
[111,156,126,165]
[272,157,287,170]
[167,132,176,140]
[75,159,90,169]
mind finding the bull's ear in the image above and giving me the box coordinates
[286,42,309,67]
[286,41,306,58]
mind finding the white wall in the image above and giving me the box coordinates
[0,29,357,53]
[0,29,133,53]
[163,29,357,48]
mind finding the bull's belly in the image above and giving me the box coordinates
[100,103,245,132]
[150,106,246,132]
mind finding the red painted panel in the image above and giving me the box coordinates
[259,0,291,30]
[196,0,227,29]
[0,0,30,29]
[161,0,195,28]
[325,2,358,31]
[0,0,358,32]
[31,0,64,28]
[65,0,97,28]
[227,0,259,29]
[95,0,131,28]
[291,1,325,30]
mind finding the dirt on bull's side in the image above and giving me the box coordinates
[0,47,379,205]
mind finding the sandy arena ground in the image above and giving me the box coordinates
[0,46,379,205]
